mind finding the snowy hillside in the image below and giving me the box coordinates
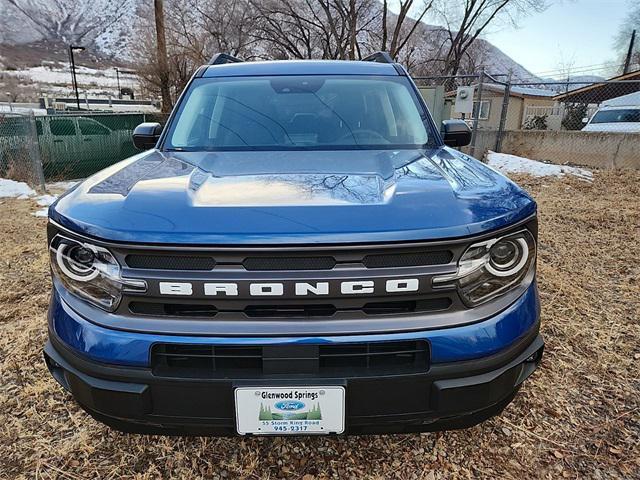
[0,0,540,82]
[1,0,140,62]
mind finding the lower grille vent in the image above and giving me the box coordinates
[244,304,337,318]
[363,298,451,314]
[129,298,451,318]
[151,340,429,378]
[130,302,218,317]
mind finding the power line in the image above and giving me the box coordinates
[530,61,619,76]
[529,62,624,78]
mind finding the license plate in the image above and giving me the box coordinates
[235,386,345,435]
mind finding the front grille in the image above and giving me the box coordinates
[151,340,429,378]
[129,297,451,318]
[114,240,466,324]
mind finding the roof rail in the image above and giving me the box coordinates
[362,51,395,64]
[208,53,243,66]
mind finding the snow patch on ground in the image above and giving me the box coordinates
[486,151,593,180]
[36,194,58,206]
[3,65,139,89]
[33,193,59,217]
[0,178,36,198]
[33,207,50,217]
[0,177,60,217]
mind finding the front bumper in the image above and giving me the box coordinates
[45,327,543,435]
[45,281,543,435]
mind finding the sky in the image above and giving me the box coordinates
[391,0,632,79]
[478,0,630,78]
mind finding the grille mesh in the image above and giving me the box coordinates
[362,250,453,268]
[125,250,453,271]
[126,255,216,270]
[243,256,336,271]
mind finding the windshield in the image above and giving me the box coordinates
[164,75,432,151]
[591,109,640,124]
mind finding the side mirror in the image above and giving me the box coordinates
[441,119,471,147]
[582,117,589,123]
[132,122,162,150]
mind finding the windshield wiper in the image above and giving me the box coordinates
[164,147,188,151]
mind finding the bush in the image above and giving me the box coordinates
[562,103,589,130]
[523,114,548,130]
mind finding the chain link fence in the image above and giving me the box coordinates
[0,111,45,188]
[0,111,170,186]
[415,73,640,169]
[1,75,639,188]
[37,112,153,180]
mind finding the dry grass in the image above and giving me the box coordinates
[0,171,639,479]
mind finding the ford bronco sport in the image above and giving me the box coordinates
[44,52,543,435]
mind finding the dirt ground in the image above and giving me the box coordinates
[0,171,638,479]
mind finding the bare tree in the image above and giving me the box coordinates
[614,4,640,73]
[166,0,260,64]
[0,74,39,102]
[132,0,549,100]
[249,0,361,59]
[134,15,194,106]
[430,0,548,77]
[380,0,434,59]
[2,0,133,45]
[250,0,433,61]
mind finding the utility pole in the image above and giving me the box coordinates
[68,45,85,110]
[495,70,512,153]
[469,67,484,158]
[154,0,172,113]
[115,67,122,99]
[623,29,636,75]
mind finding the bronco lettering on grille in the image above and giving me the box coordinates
[158,280,420,296]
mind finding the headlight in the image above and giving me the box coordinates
[434,230,536,307]
[50,235,146,311]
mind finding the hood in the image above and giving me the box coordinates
[50,147,536,244]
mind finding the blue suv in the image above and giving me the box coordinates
[44,53,543,436]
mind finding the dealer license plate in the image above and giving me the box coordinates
[235,386,345,435]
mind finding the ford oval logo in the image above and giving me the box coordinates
[274,400,305,411]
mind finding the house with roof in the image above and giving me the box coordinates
[553,69,640,105]
[546,69,640,130]
[442,83,557,130]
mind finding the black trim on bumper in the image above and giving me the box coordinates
[44,330,543,436]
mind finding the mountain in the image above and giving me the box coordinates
[0,0,540,79]
[536,75,607,92]
[458,37,540,82]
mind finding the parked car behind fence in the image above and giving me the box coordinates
[0,112,169,184]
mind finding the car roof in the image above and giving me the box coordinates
[597,105,640,110]
[201,59,400,78]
